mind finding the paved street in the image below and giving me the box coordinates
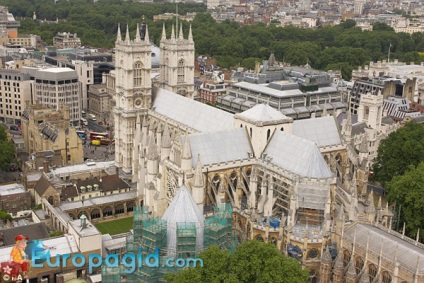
[83,142,114,162]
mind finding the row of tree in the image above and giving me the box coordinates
[3,1,424,79]
[165,241,309,283]
[372,122,424,242]
[0,125,15,171]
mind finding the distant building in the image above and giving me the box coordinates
[21,103,83,167]
[0,69,31,125]
[53,32,81,49]
[88,84,110,122]
[198,81,228,104]
[22,66,82,125]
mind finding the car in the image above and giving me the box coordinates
[92,139,101,146]
[9,125,18,131]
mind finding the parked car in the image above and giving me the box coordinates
[9,125,18,131]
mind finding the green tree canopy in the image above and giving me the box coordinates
[0,140,15,171]
[386,162,424,242]
[372,122,424,186]
[165,241,309,283]
[0,125,7,141]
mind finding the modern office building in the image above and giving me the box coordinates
[0,69,31,125]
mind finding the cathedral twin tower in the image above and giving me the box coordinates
[113,21,195,174]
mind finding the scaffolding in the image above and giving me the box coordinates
[101,265,126,283]
[205,203,237,252]
[176,222,197,258]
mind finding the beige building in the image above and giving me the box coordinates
[0,69,31,125]
[53,32,81,49]
[21,103,83,167]
[88,83,110,121]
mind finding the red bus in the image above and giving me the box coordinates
[89,132,109,140]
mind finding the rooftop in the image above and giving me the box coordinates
[293,116,342,148]
[0,183,26,196]
[69,218,101,237]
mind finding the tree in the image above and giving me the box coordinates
[386,162,424,242]
[0,125,7,141]
[372,122,424,186]
[0,140,15,171]
[372,22,394,32]
[165,241,309,283]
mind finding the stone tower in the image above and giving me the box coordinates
[159,23,195,98]
[114,23,152,174]
[357,91,383,131]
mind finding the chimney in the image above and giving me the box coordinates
[80,214,87,229]
[43,160,49,173]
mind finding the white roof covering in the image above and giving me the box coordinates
[297,184,328,210]
[264,131,333,179]
[0,234,79,263]
[344,223,424,273]
[60,191,136,211]
[234,81,304,98]
[293,116,342,147]
[0,183,25,196]
[51,161,115,177]
[235,104,291,123]
[153,88,234,133]
[185,128,253,167]
[162,185,204,257]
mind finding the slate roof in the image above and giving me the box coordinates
[293,116,342,147]
[344,223,424,274]
[153,88,234,133]
[263,131,333,179]
[0,223,49,246]
[184,128,253,167]
[34,174,55,197]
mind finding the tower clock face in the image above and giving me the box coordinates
[134,98,143,108]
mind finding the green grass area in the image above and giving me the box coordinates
[94,217,133,235]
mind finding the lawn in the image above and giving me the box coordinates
[94,217,133,235]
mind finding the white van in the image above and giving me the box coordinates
[81,118,88,126]
[88,114,96,121]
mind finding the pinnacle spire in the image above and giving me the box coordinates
[188,24,193,42]
[116,23,122,42]
[368,189,375,213]
[146,134,159,160]
[351,173,357,197]
[135,23,141,42]
[182,134,192,160]
[179,23,183,40]
[193,155,203,188]
[161,23,166,41]
[378,195,382,209]
[144,24,149,43]
[125,24,130,43]
[161,123,171,148]
[171,24,175,41]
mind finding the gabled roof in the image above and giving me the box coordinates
[235,104,292,125]
[0,223,49,246]
[263,131,333,179]
[34,174,55,197]
[153,88,234,133]
[293,116,342,147]
[183,128,253,167]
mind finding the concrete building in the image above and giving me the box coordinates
[53,32,81,49]
[88,84,110,123]
[21,103,83,167]
[23,66,82,125]
[0,69,31,125]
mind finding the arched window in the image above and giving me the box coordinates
[267,129,271,140]
[255,234,264,242]
[355,256,364,274]
[280,127,284,131]
[240,124,243,128]
[133,61,143,86]
[369,264,377,281]
[343,250,351,267]
[91,209,100,219]
[250,127,252,137]
[382,271,392,283]
[178,59,185,83]
[48,196,54,205]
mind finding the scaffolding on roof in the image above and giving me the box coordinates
[176,222,197,259]
[204,203,237,252]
